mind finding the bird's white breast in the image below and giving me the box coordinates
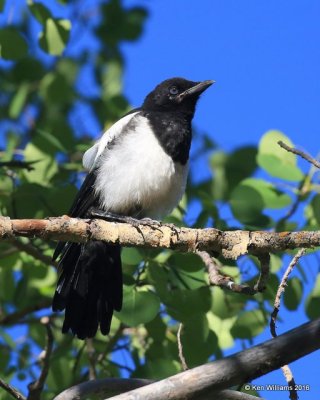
[93,114,188,219]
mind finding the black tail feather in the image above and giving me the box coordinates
[52,241,122,339]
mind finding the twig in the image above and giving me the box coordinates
[281,365,298,400]
[270,249,306,336]
[0,299,52,325]
[270,249,306,400]
[9,238,57,268]
[276,187,303,230]
[86,338,97,380]
[97,323,125,364]
[196,250,255,294]
[177,323,188,371]
[72,342,86,378]
[254,253,270,292]
[0,378,26,400]
[27,317,54,400]
[0,160,39,171]
[278,140,320,169]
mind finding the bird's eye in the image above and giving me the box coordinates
[169,86,179,95]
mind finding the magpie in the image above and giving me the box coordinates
[52,77,214,339]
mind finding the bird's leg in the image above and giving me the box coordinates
[89,209,140,225]
[89,208,162,230]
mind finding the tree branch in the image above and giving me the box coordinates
[0,299,52,326]
[278,140,320,169]
[105,318,320,399]
[9,238,57,267]
[0,378,26,400]
[196,250,255,294]
[53,379,262,400]
[1,216,320,260]
[0,160,38,171]
[53,378,152,400]
[270,249,306,400]
[177,323,188,371]
[27,317,54,400]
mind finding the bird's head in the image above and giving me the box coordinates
[142,77,214,115]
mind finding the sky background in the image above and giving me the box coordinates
[119,1,320,399]
[1,1,320,398]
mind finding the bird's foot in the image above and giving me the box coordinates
[89,209,163,232]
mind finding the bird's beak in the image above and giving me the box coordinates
[176,80,215,102]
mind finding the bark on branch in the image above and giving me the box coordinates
[0,216,320,259]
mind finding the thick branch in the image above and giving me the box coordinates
[53,378,152,400]
[53,380,261,400]
[1,216,320,259]
[105,318,320,400]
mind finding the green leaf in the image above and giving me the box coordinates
[311,194,320,226]
[9,83,29,119]
[230,310,266,339]
[225,146,257,196]
[283,278,303,311]
[164,287,212,321]
[210,151,228,200]
[305,274,320,319]
[102,59,123,100]
[180,314,218,366]
[0,28,28,60]
[39,18,71,56]
[249,178,291,209]
[0,0,5,13]
[269,254,282,273]
[36,129,67,152]
[230,178,291,226]
[0,264,16,302]
[133,359,179,380]
[28,0,52,24]
[115,286,160,326]
[22,143,58,185]
[207,312,236,349]
[121,248,143,265]
[145,314,167,342]
[12,58,45,82]
[229,182,269,227]
[40,72,72,105]
[211,287,246,319]
[257,130,303,181]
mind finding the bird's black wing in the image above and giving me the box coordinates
[53,170,99,261]
[68,170,98,218]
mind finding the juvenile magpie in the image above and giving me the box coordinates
[52,77,214,339]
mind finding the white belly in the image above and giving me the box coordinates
[94,116,188,219]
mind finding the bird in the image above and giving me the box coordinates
[52,77,214,339]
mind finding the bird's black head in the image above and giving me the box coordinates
[142,77,214,115]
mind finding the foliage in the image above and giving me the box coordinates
[0,1,319,399]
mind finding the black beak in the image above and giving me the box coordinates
[176,80,215,102]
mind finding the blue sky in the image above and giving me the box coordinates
[122,0,320,153]
[120,1,320,399]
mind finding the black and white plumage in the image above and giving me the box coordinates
[52,77,214,339]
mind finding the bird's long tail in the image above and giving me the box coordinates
[52,241,122,339]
